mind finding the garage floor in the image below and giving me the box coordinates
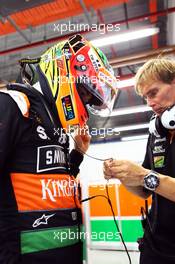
[88,249,140,264]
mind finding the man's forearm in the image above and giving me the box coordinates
[155,174,175,202]
[125,174,175,202]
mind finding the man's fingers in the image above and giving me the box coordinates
[104,159,113,169]
[104,174,112,180]
[103,169,112,180]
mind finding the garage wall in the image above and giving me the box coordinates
[79,138,151,251]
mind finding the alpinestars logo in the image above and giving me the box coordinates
[33,213,55,228]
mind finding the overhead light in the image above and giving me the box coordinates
[121,134,149,141]
[117,78,135,88]
[113,123,149,133]
[91,27,159,47]
[109,105,152,117]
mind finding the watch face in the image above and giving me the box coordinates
[144,172,159,190]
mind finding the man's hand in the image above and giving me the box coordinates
[103,159,149,186]
[74,125,91,154]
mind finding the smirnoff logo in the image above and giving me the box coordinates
[40,178,78,202]
[37,145,67,172]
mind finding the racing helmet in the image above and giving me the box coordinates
[37,34,118,129]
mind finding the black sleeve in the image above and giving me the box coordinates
[69,149,84,177]
[142,135,152,170]
[142,135,153,194]
[0,93,23,171]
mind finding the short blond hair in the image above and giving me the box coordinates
[135,57,175,95]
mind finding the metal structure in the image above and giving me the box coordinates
[0,0,174,141]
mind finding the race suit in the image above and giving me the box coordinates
[0,85,84,264]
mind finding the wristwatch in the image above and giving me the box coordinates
[143,170,160,191]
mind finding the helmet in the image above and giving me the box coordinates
[21,34,118,130]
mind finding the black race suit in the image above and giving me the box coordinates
[0,91,83,264]
[140,133,175,264]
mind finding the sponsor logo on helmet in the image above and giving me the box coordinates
[56,59,64,69]
[89,54,99,72]
[43,54,52,63]
[56,48,62,59]
[63,48,72,59]
[76,54,85,62]
[62,95,75,121]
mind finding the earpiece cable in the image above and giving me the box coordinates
[69,132,112,161]
[70,133,132,263]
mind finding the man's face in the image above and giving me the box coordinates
[142,79,175,116]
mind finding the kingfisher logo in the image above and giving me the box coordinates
[62,95,75,121]
[40,178,77,202]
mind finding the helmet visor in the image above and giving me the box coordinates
[76,74,119,117]
[86,79,118,116]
